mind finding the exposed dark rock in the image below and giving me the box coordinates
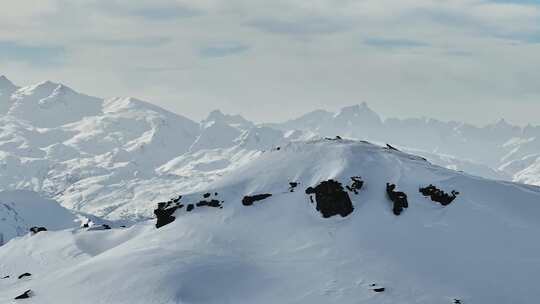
[276,147,281,151]
[86,224,114,231]
[419,184,459,206]
[186,204,194,212]
[305,180,354,218]
[386,143,400,151]
[289,182,299,192]
[324,136,343,141]
[203,193,211,198]
[1,275,9,279]
[196,199,222,208]
[29,226,47,234]
[242,194,273,206]
[18,273,31,279]
[346,176,364,194]
[386,183,408,216]
[14,290,32,300]
[214,192,218,196]
[154,201,183,228]
[172,195,182,203]
[369,283,385,293]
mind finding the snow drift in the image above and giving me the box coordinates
[1,139,539,303]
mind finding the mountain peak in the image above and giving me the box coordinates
[206,109,226,121]
[203,109,253,129]
[22,80,62,95]
[334,103,382,125]
[0,75,16,90]
[340,102,372,113]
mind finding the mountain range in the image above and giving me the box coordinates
[1,76,540,303]
[1,76,539,221]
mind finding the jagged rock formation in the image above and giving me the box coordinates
[154,192,224,225]
[419,185,459,206]
[17,273,31,279]
[14,290,32,300]
[305,180,354,218]
[288,182,299,192]
[29,226,47,234]
[154,199,183,229]
[386,183,408,215]
[346,176,364,194]
[196,200,222,208]
[386,144,400,151]
[242,194,272,206]
[196,192,223,208]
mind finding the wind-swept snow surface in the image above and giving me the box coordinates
[1,140,539,303]
[0,190,78,245]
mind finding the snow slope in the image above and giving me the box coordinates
[0,190,78,245]
[1,139,539,303]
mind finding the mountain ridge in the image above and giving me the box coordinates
[1,75,540,224]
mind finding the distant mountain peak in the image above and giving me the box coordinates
[339,102,372,113]
[203,109,253,129]
[0,75,16,90]
[18,80,63,96]
[334,103,382,125]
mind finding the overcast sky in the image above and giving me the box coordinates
[1,0,540,125]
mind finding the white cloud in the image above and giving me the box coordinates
[1,0,540,124]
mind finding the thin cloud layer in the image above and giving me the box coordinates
[1,0,539,124]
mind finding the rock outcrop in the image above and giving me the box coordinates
[242,194,273,206]
[346,176,364,194]
[14,290,32,300]
[29,226,47,234]
[386,183,408,215]
[288,182,299,192]
[305,180,354,218]
[196,200,222,208]
[154,198,183,229]
[419,185,459,206]
[17,273,31,279]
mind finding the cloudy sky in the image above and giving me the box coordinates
[1,0,540,124]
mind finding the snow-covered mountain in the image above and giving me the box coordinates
[1,75,540,303]
[1,139,539,303]
[1,75,540,224]
[272,104,540,184]
[0,78,205,221]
